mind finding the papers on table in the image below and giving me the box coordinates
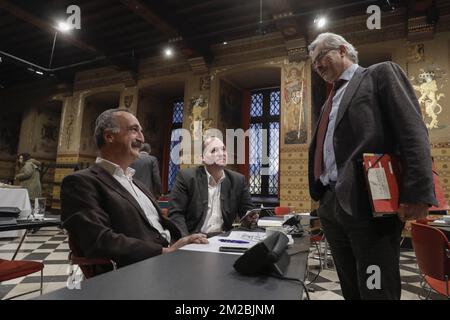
[434,219,450,225]
[180,230,293,255]
[180,231,265,255]
[257,217,283,228]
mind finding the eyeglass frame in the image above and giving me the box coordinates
[311,48,338,70]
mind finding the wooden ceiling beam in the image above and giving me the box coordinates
[120,0,213,65]
[266,0,307,61]
[120,0,179,38]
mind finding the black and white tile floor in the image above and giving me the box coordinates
[0,227,445,300]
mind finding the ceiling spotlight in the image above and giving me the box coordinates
[57,21,71,32]
[164,48,173,57]
[223,41,228,45]
[35,70,44,75]
[314,16,327,29]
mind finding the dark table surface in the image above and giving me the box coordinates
[38,235,309,300]
[0,215,61,232]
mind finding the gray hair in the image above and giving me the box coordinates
[308,32,358,64]
[94,108,131,149]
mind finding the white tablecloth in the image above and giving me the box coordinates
[0,187,32,238]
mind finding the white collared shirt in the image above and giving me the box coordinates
[320,63,359,186]
[200,167,225,234]
[95,157,171,243]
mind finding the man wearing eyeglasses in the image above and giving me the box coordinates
[308,33,437,299]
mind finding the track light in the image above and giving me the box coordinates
[26,66,44,75]
[314,16,327,29]
[57,21,71,32]
[164,47,173,57]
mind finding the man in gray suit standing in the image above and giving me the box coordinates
[130,143,162,197]
[308,33,437,299]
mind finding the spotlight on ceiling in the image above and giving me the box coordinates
[164,47,173,57]
[57,21,71,32]
[223,41,228,45]
[314,16,327,29]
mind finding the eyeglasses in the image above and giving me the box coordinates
[312,48,337,69]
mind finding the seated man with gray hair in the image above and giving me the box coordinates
[61,108,207,276]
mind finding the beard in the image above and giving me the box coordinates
[131,141,142,150]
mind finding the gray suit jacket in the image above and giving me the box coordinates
[308,62,438,217]
[130,152,162,197]
[168,166,254,236]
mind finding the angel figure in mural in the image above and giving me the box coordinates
[412,69,445,130]
[188,95,209,140]
[65,114,75,148]
[284,65,307,144]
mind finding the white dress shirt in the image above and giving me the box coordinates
[320,63,359,186]
[200,168,225,234]
[96,157,171,243]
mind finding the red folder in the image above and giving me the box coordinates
[362,153,449,217]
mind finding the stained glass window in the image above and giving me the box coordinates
[249,89,280,197]
[168,101,183,191]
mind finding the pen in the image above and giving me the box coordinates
[218,239,250,244]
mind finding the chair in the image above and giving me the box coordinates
[401,216,438,246]
[0,258,44,299]
[411,222,450,299]
[67,233,117,280]
[274,206,290,216]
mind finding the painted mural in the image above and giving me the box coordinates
[410,65,448,130]
[282,61,307,144]
[188,95,211,140]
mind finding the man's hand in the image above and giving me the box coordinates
[162,233,209,254]
[397,203,429,222]
[241,212,259,229]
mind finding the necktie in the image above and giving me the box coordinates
[313,79,348,181]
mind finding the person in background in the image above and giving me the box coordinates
[130,143,162,197]
[15,153,41,201]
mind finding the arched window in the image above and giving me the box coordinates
[249,89,280,197]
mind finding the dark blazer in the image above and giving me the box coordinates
[168,166,254,236]
[308,62,438,217]
[130,152,162,197]
[61,164,181,275]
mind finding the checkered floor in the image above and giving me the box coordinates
[0,228,446,300]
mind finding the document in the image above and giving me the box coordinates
[367,167,391,200]
[180,230,293,255]
[362,153,449,215]
[180,231,265,255]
